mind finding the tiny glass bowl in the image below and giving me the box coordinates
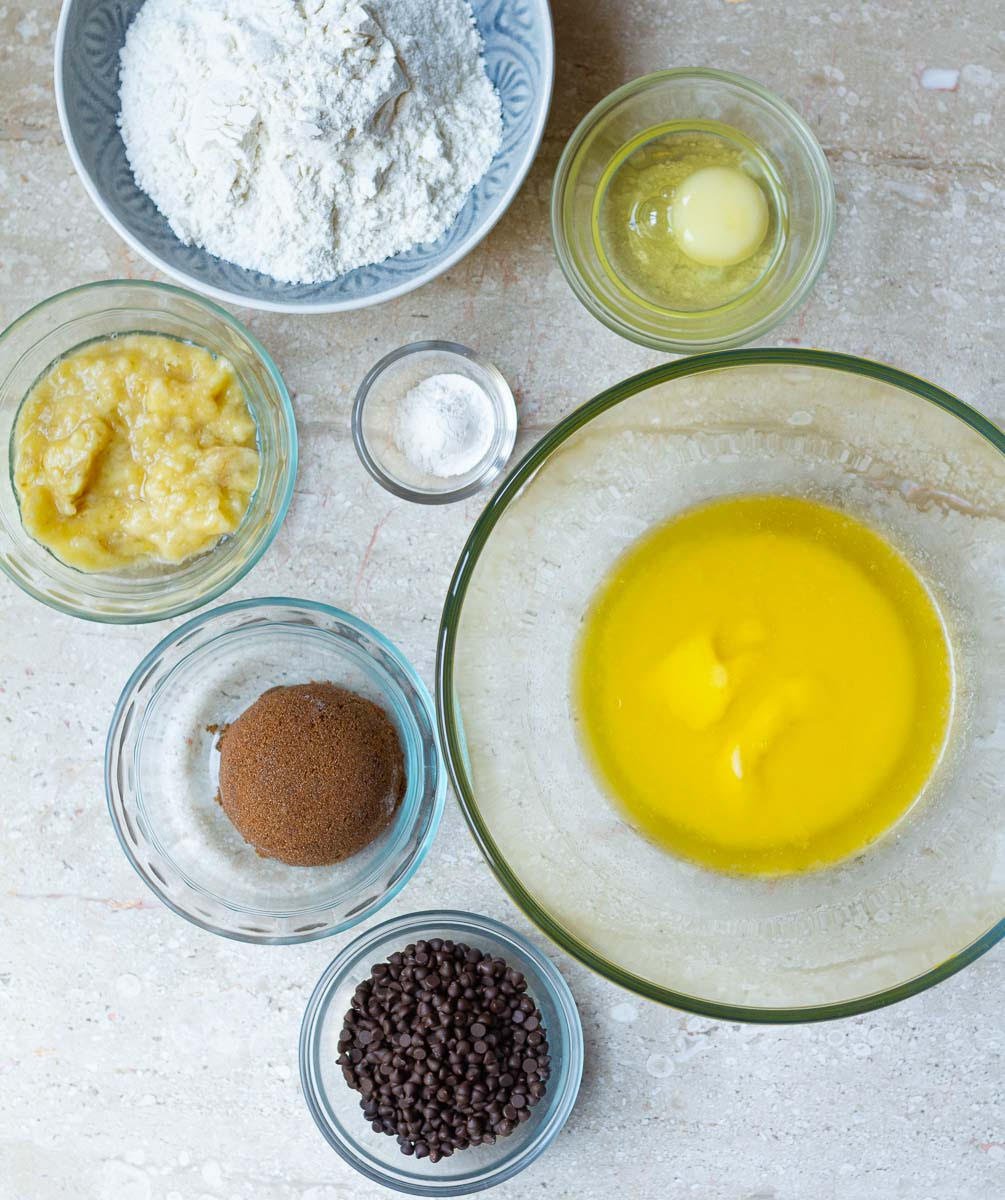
[300,910,584,1196]
[105,598,445,943]
[352,341,518,504]
[552,69,835,352]
[0,280,297,623]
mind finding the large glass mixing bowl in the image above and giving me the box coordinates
[437,351,1004,1021]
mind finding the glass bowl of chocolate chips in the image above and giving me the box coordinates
[300,909,584,1195]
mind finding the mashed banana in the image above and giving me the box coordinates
[13,334,260,572]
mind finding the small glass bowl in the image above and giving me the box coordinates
[105,598,445,944]
[0,280,297,623]
[300,910,584,1196]
[552,69,835,352]
[352,341,518,504]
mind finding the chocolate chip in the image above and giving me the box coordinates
[337,939,551,1160]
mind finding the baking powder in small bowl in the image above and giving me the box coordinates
[394,373,495,478]
[352,341,518,504]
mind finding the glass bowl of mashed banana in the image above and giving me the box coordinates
[0,280,297,622]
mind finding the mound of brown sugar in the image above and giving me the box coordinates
[216,681,406,867]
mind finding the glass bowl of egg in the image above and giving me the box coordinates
[552,69,835,352]
[438,350,1005,1021]
[0,279,297,622]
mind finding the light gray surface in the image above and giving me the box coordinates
[1,2,1002,1198]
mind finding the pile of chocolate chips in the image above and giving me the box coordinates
[338,938,550,1161]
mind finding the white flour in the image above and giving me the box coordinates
[118,0,502,284]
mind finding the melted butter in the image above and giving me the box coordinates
[575,495,954,876]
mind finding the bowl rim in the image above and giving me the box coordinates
[105,596,447,944]
[53,0,556,314]
[351,340,518,505]
[0,278,299,624]
[550,66,836,352]
[299,908,584,1195]
[436,347,1005,1023]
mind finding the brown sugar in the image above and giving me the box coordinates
[216,681,406,867]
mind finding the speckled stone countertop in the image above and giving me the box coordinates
[1,2,1002,1198]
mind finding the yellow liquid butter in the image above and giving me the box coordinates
[13,334,260,572]
[576,496,953,876]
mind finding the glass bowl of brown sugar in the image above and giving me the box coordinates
[105,597,445,943]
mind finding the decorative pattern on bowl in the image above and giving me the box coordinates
[55,0,555,312]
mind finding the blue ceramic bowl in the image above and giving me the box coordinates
[55,0,555,313]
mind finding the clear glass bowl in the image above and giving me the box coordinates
[352,342,518,504]
[300,910,583,1195]
[552,69,835,352]
[438,350,1005,1021]
[0,280,297,623]
[105,598,445,943]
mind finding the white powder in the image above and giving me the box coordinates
[393,373,495,478]
[117,0,503,285]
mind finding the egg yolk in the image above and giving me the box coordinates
[671,166,770,267]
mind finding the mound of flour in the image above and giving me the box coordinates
[118,0,502,284]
